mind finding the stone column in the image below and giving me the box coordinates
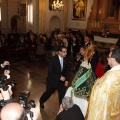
[90,0,99,21]
[39,0,46,33]
[99,0,108,20]
[33,0,39,34]
[63,0,68,31]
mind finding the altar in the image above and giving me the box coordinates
[94,36,118,52]
[94,36,118,44]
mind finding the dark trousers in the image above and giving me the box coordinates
[40,81,66,104]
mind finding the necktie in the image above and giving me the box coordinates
[60,58,63,71]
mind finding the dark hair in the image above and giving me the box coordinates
[79,45,85,50]
[111,49,120,63]
[98,52,109,72]
[85,34,90,38]
[58,45,67,52]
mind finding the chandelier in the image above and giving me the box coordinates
[52,0,64,12]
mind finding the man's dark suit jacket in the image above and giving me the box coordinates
[47,55,69,88]
[55,104,84,120]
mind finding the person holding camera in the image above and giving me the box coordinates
[0,103,38,120]
[0,61,10,69]
[0,61,10,80]
[0,85,13,106]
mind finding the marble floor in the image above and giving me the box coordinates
[4,59,74,120]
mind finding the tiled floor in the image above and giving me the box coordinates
[5,59,74,120]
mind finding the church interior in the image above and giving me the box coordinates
[0,0,120,120]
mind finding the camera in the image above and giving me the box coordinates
[19,91,36,120]
[4,65,11,70]
[0,100,5,107]
[0,79,16,91]
[19,91,30,107]
[24,100,36,120]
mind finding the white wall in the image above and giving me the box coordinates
[1,0,26,33]
[67,0,94,29]
[45,0,64,33]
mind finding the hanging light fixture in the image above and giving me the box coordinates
[52,0,64,12]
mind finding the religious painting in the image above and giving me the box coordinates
[72,0,87,20]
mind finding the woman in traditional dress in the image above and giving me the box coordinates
[65,44,96,117]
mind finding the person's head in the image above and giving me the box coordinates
[58,34,62,39]
[66,33,70,38]
[107,49,120,67]
[62,97,73,110]
[84,34,90,43]
[30,34,34,40]
[54,33,58,39]
[73,35,77,41]
[61,33,65,39]
[46,33,51,38]
[1,103,25,120]
[58,45,67,58]
[79,46,85,55]
[19,35,24,41]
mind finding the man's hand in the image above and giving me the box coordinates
[57,104,64,115]
[64,81,68,87]
[0,93,4,100]
[3,61,10,66]
[0,85,12,100]
[60,76,65,81]
[26,108,38,120]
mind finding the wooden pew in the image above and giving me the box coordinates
[5,48,28,61]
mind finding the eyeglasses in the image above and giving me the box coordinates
[61,51,67,53]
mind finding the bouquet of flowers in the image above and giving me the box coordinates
[101,24,110,38]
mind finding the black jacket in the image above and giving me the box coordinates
[47,55,69,87]
[55,104,84,120]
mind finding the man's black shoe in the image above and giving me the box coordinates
[40,103,44,109]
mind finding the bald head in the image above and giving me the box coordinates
[1,103,24,120]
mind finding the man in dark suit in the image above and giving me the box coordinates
[55,97,84,120]
[40,45,69,108]
[84,34,90,48]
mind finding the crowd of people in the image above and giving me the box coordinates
[1,28,120,120]
[38,28,120,120]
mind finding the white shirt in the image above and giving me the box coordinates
[58,55,63,70]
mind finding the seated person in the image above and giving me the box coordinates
[65,45,96,117]
[55,96,84,120]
